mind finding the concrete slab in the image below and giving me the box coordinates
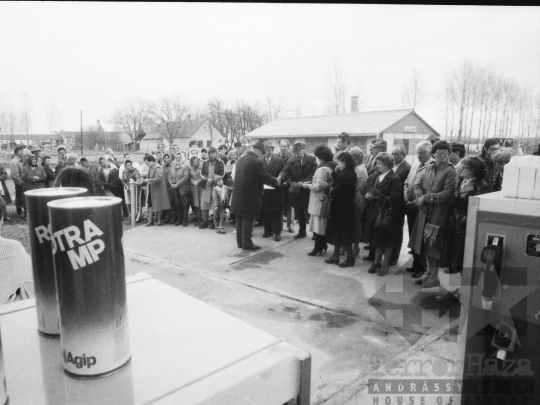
[122,219,464,404]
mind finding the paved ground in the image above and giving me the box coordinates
[122,216,465,405]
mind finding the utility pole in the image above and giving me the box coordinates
[80,110,83,157]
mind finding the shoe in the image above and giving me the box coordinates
[219,229,226,234]
[294,232,306,239]
[324,256,340,265]
[262,233,274,238]
[420,278,440,288]
[183,221,188,227]
[338,255,356,268]
[287,225,294,233]
[254,222,263,228]
[308,247,326,256]
[243,244,261,251]
[362,256,374,262]
[199,221,208,229]
[145,222,154,227]
[274,234,281,242]
[353,247,360,259]
[412,270,425,279]
[377,266,389,276]
[208,222,216,230]
[389,259,398,266]
[415,275,430,285]
[405,267,415,272]
[368,264,380,274]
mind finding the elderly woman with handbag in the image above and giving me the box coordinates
[302,145,337,256]
[361,152,402,276]
[323,152,357,267]
[409,140,457,288]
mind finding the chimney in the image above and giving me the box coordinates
[351,96,359,113]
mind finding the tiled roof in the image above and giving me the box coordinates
[245,109,415,138]
[142,119,208,141]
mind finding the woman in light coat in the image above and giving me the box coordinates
[303,145,336,256]
[140,155,171,226]
[409,141,457,288]
[349,147,368,258]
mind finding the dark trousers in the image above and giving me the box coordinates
[235,215,255,248]
[15,184,24,214]
[390,213,406,262]
[295,207,307,234]
[261,210,282,235]
[406,207,426,271]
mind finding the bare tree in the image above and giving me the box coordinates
[19,91,33,135]
[263,96,287,123]
[113,97,153,150]
[150,94,191,146]
[47,97,61,134]
[325,61,347,114]
[402,68,425,110]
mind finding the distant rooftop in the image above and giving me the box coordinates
[245,109,436,138]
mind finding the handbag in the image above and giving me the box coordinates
[326,188,334,218]
[374,197,393,231]
[423,195,441,248]
[318,193,329,217]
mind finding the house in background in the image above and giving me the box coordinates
[245,106,440,155]
[139,118,225,153]
[0,133,65,149]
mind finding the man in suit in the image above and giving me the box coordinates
[230,141,280,250]
[278,142,317,239]
[260,142,285,242]
[276,139,294,233]
[363,139,388,261]
[389,144,411,265]
[333,132,351,162]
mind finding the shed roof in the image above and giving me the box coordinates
[142,119,213,141]
[245,109,432,138]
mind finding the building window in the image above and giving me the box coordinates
[207,140,212,147]
[197,140,203,148]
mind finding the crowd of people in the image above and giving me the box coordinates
[0,135,529,296]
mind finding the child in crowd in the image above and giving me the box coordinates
[212,175,228,234]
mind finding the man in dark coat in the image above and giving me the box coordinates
[477,138,500,192]
[230,142,279,250]
[260,142,284,241]
[389,144,411,265]
[278,142,317,239]
[276,139,294,233]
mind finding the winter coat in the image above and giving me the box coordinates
[360,169,403,248]
[307,162,336,217]
[354,164,368,242]
[43,166,56,188]
[261,155,284,213]
[189,165,203,207]
[212,185,229,210]
[278,153,317,209]
[324,166,357,246]
[0,167,12,204]
[21,165,47,191]
[408,160,458,260]
[169,162,191,195]
[275,151,293,205]
[230,150,278,218]
[9,156,24,187]
[146,163,171,212]
[445,177,488,271]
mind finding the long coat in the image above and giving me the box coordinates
[446,178,488,271]
[408,160,457,260]
[308,162,336,235]
[278,153,317,209]
[261,155,284,212]
[230,150,279,219]
[324,166,357,246]
[21,165,47,191]
[361,169,403,248]
[0,167,12,204]
[146,163,171,213]
[275,151,293,206]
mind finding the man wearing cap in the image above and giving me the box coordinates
[230,141,280,250]
[65,153,80,169]
[276,139,294,233]
[260,141,285,241]
[333,132,351,162]
[9,145,25,218]
[278,142,317,239]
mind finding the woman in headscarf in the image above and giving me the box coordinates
[21,154,47,192]
[140,155,171,226]
[323,152,358,267]
[199,147,225,229]
[303,145,336,256]
[349,147,368,258]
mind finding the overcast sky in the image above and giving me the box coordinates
[0,3,539,135]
